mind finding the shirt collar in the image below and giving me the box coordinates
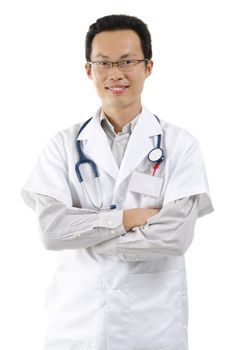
[100,109,140,136]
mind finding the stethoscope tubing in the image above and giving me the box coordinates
[75,114,164,209]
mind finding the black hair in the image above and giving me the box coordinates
[85,14,152,62]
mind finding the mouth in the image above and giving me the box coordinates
[105,85,129,95]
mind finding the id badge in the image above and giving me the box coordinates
[129,171,164,198]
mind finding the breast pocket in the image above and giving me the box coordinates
[128,170,164,208]
[127,271,183,349]
[45,271,102,344]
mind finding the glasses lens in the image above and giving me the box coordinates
[93,62,111,72]
[118,60,138,71]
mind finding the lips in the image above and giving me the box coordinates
[105,85,129,94]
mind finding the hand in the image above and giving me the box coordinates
[123,208,160,232]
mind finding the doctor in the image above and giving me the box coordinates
[22,14,213,350]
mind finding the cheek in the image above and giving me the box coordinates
[93,80,107,98]
[129,72,146,88]
[92,75,104,90]
[132,77,146,92]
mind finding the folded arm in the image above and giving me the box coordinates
[34,193,198,259]
[35,194,125,250]
[93,195,198,260]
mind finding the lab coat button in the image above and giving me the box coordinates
[110,229,115,235]
[107,220,113,226]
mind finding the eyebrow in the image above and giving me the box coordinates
[94,52,137,60]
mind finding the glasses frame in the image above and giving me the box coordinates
[87,59,149,72]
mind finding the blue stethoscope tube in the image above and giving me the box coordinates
[75,117,105,209]
[75,115,164,209]
[75,117,98,182]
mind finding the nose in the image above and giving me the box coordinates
[108,65,124,80]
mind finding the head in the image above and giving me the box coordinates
[85,15,153,116]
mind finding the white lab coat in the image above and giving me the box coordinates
[22,106,213,350]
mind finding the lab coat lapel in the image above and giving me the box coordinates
[77,112,118,180]
[114,108,163,191]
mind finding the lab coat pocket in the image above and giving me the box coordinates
[128,271,183,349]
[45,271,102,343]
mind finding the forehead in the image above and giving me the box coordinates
[91,29,143,60]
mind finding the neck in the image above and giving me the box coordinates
[102,102,142,133]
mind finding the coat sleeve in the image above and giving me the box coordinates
[21,132,73,209]
[163,133,213,217]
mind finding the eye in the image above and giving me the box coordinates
[98,61,110,66]
[120,60,133,66]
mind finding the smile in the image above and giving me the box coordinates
[106,86,129,94]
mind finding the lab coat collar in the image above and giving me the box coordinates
[77,107,119,179]
[77,105,163,185]
[114,105,163,190]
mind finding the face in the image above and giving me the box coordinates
[85,30,153,114]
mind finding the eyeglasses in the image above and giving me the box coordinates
[87,59,149,72]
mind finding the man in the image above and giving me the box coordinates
[22,14,213,350]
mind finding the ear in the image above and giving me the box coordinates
[85,63,92,79]
[145,60,154,77]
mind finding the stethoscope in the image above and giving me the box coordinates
[75,115,164,210]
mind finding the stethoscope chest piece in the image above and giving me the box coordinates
[148,147,164,164]
[148,147,164,176]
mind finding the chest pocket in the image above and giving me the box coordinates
[129,171,164,197]
[127,157,165,208]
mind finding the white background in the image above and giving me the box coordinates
[0,0,232,349]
